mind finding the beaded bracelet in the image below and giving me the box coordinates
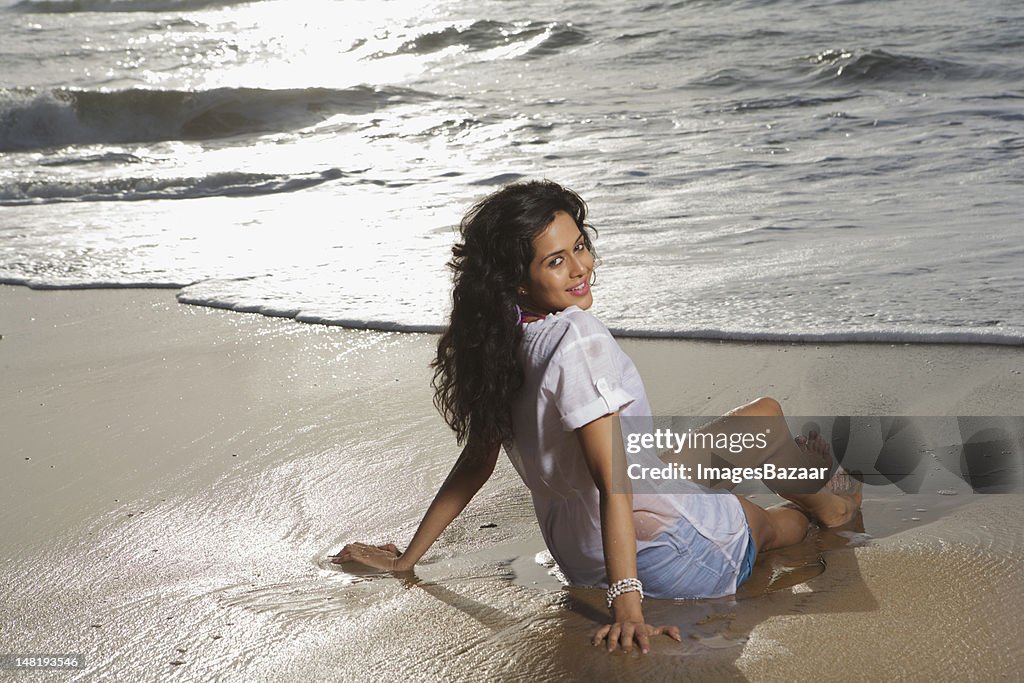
[606,577,644,610]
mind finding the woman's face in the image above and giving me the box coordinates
[521,210,594,314]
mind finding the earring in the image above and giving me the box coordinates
[589,271,597,287]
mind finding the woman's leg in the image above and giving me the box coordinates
[735,494,810,552]
[662,396,826,486]
[727,397,862,529]
[727,398,820,552]
[661,396,863,530]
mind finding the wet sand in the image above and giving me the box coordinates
[1,284,1022,681]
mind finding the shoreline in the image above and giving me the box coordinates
[6,277,1024,346]
[2,284,1022,680]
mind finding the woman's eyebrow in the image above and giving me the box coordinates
[540,236,584,262]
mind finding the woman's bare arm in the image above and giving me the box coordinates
[332,437,500,571]
[577,413,681,653]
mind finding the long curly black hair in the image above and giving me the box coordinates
[431,180,596,447]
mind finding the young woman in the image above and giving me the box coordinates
[332,180,862,654]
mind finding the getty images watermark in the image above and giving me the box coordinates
[611,415,1024,495]
[625,426,828,485]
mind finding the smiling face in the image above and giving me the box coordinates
[520,210,595,314]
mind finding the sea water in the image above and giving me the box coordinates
[1,0,1021,342]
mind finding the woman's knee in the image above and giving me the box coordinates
[732,396,783,418]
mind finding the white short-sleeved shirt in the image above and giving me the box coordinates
[505,306,748,590]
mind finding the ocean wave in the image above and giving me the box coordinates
[9,0,255,13]
[38,151,143,166]
[0,168,344,205]
[715,93,858,113]
[808,48,977,84]
[525,22,588,57]
[0,86,429,152]
[470,172,526,186]
[0,278,187,290]
[692,68,750,88]
[372,20,587,60]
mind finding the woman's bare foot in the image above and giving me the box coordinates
[784,433,863,527]
[810,464,863,527]
[796,430,832,469]
[825,465,863,507]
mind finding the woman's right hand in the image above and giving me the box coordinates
[593,616,682,654]
[330,542,407,571]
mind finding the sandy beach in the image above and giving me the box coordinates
[2,284,1023,681]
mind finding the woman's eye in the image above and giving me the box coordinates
[574,243,585,252]
[549,257,563,267]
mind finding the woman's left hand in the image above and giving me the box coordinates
[330,542,404,570]
[593,618,682,654]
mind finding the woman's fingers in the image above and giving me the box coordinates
[635,628,651,654]
[652,624,683,642]
[593,622,681,653]
[328,546,351,564]
[618,623,636,653]
[329,542,360,563]
[329,542,399,567]
[606,624,621,652]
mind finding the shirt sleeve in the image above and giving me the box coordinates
[546,313,636,431]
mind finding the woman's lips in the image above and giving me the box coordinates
[568,280,590,296]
